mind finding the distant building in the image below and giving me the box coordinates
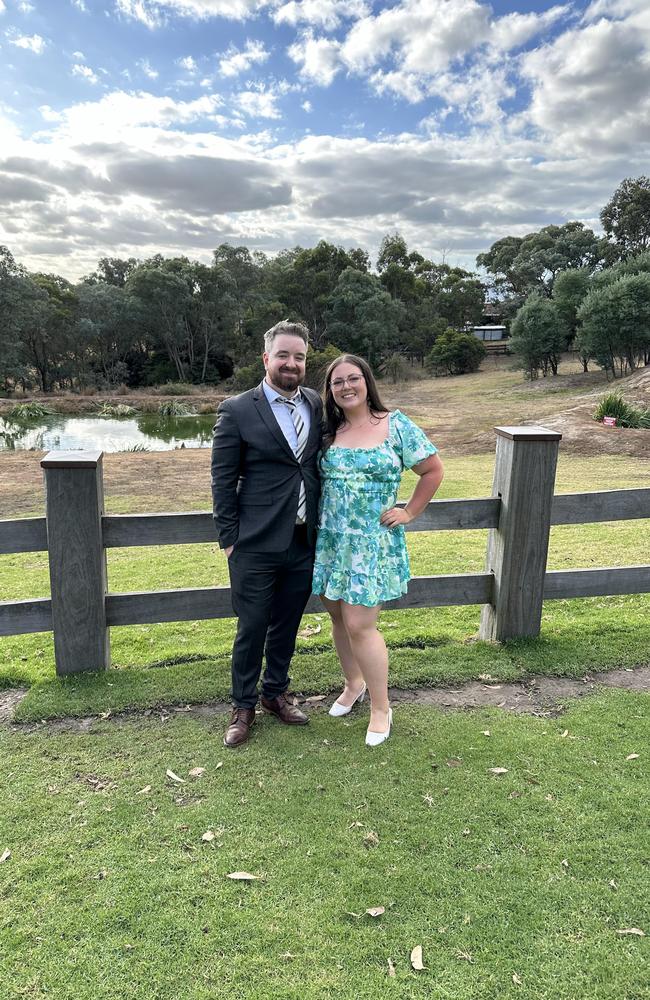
[472,325,508,341]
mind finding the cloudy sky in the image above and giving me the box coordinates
[0,0,648,279]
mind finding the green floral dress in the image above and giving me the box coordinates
[312,410,437,607]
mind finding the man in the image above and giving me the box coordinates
[211,320,322,747]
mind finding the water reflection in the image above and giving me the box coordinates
[0,413,216,453]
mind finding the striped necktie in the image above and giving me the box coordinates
[279,395,308,522]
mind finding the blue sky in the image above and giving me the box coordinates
[1,0,648,278]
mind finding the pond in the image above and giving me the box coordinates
[0,413,216,453]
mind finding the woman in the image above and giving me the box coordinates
[312,354,444,746]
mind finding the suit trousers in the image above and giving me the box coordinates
[227,525,315,708]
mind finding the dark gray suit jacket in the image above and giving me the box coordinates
[211,381,323,553]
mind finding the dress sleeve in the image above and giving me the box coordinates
[391,410,437,469]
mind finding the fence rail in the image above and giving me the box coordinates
[1,429,649,675]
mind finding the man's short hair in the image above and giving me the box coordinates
[264,320,309,353]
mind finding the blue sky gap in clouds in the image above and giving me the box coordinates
[0,0,648,278]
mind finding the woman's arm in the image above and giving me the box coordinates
[380,453,444,528]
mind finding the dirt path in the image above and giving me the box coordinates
[2,664,648,733]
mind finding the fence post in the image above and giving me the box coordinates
[41,450,110,675]
[479,426,562,642]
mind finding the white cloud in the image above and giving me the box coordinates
[490,6,570,52]
[340,0,490,75]
[137,58,159,79]
[115,0,266,26]
[7,31,46,53]
[71,0,88,10]
[520,13,650,153]
[235,87,281,119]
[177,55,197,72]
[301,99,312,112]
[218,39,269,77]
[0,2,6,13]
[273,0,368,30]
[288,30,341,85]
[17,1,35,12]
[39,90,225,138]
[72,63,100,84]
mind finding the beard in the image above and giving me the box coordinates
[274,368,303,390]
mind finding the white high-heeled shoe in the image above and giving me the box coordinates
[328,684,367,717]
[365,708,392,747]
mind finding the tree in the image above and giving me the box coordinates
[127,263,192,381]
[601,176,650,259]
[478,223,606,299]
[269,241,368,345]
[577,273,650,376]
[324,268,402,367]
[552,267,591,367]
[75,282,141,387]
[437,269,485,330]
[509,295,566,379]
[84,256,140,287]
[425,329,486,376]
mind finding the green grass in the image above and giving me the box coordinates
[1,454,648,720]
[1,691,648,999]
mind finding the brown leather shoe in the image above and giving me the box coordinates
[223,707,256,747]
[260,693,309,725]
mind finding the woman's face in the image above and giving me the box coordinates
[329,361,368,414]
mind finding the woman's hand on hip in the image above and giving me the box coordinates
[380,506,412,528]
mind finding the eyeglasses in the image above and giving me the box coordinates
[330,375,365,389]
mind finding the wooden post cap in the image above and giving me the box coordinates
[494,426,562,442]
[41,450,104,468]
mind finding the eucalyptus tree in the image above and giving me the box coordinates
[600,177,650,260]
[324,267,403,367]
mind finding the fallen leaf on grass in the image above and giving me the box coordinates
[226,871,262,881]
[561,859,569,868]
[304,695,326,703]
[387,958,396,977]
[508,790,522,799]
[345,911,362,919]
[363,831,380,848]
[616,928,645,936]
[446,757,462,768]
[166,769,185,784]
[297,624,321,639]
[488,767,508,775]
[188,767,206,778]
[410,945,425,971]
[456,950,474,963]
[366,906,385,918]
[201,831,216,842]
[609,880,618,891]
[561,730,569,738]
[0,849,11,863]
[136,785,151,795]
[512,972,522,986]
[481,730,491,737]
[625,753,640,761]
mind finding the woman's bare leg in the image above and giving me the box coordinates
[320,595,365,707]
[340,602,390,732]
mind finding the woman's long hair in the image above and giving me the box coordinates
[322,354,390,449]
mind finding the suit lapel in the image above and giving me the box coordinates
[253,382,297,461]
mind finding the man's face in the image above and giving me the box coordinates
[263,334,307,394]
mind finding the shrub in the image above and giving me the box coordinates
[593,392,648,428]
[380,353,412,384]
[7,402,53,421]
[229,360,265,393]
[158,400,195,417]
[425,329,486,376]
[156,382,197,396]
[97,402,136,417]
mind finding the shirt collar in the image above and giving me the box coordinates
[263,378,303,405]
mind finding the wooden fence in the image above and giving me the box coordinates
[1,426,649,677]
